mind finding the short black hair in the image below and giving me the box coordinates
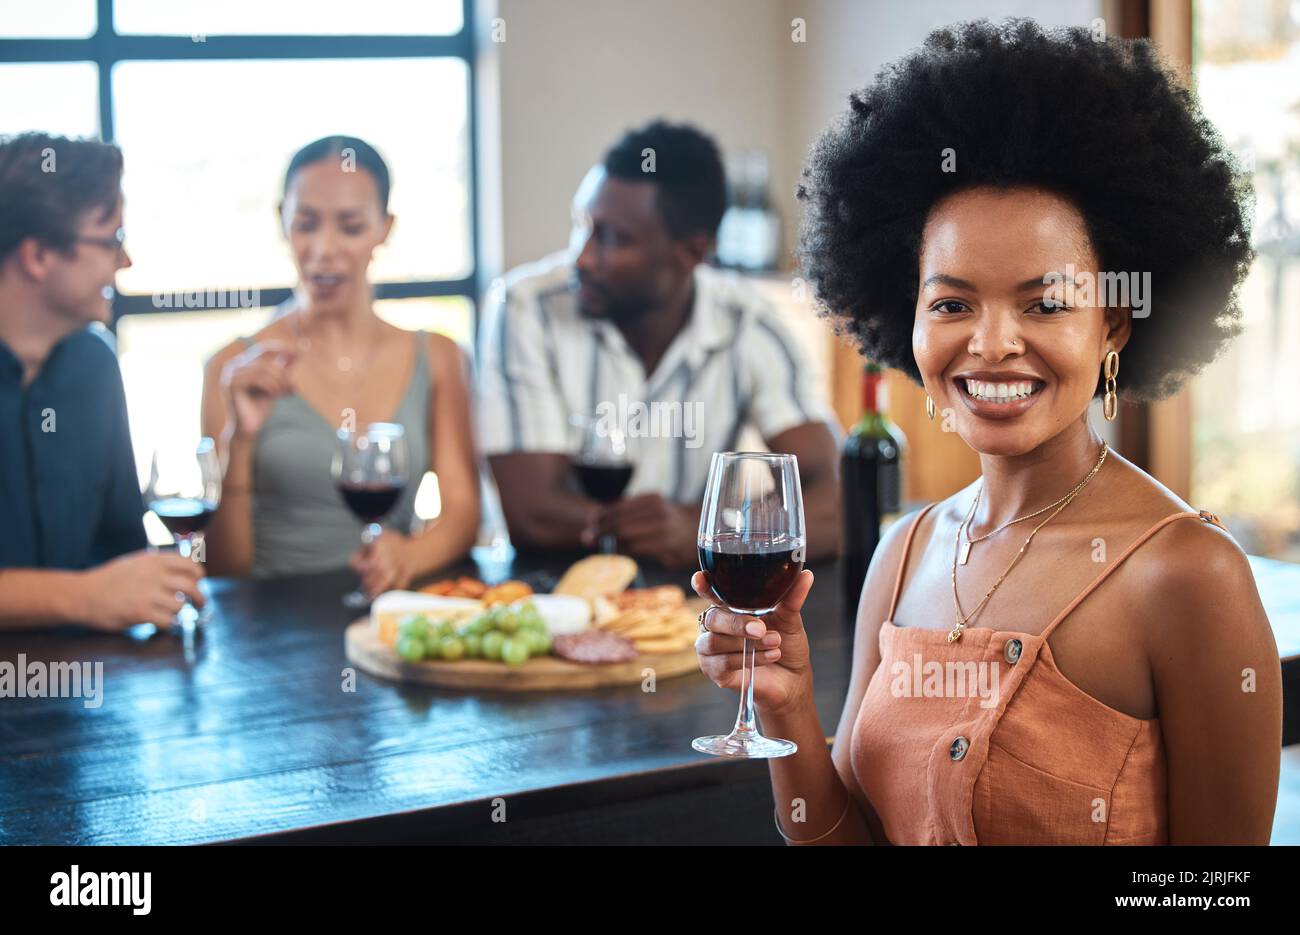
[0,133,123,262]
[602,119,727,240]
[796,18,1254,402]
[283,135,391,212]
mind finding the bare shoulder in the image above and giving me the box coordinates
[424,331,470,382]
[1143,512,1260,626]
[424,330,465,363]
[1105,453,1268,651]
[1105,449,1245,577]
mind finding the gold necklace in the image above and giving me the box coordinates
[958,441,1109,564]
[947,441,1108,643]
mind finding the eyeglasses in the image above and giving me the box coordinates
[74,227,126,253]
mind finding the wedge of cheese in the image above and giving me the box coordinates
[525,593,592,636]
[369,591,482,645]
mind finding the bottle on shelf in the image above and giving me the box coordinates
[716,149,781,271]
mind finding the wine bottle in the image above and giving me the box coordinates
[841,364,905,617]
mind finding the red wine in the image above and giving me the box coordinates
[575,461,634,503]
[698,534,804,613]
[842,365,904,615]
[338,482,404,523]
[150,497,217,537]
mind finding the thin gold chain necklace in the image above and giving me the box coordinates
[947,441,1108,643]
[958,440,1110,564]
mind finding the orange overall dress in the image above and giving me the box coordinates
[850,502,1228,845]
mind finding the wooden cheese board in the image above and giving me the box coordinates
[344,618,702,691]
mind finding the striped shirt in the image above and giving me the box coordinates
[476,251,838,504]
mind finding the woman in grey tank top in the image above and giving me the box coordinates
[199,136,481,597]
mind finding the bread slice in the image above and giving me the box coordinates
[553,555,638,603]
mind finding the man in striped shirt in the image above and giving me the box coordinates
[478,121,841,569]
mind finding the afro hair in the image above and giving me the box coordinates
[795,17,1255,401]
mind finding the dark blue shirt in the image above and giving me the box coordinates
[0,325,147,569]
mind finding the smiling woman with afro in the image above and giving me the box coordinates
[690,18,1280,846]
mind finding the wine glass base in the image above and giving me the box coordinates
[692,732,797,759]
[342,589,370,609]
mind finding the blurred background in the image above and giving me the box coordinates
[1,0,1297,563]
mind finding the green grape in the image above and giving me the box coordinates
[436,619,455,640]
[496,610,520,634]
[500,637,530,666]
[482,630,506,661]
[398,614,432,641]
[395,634,426,662]
[440,635,466,662]
[462,633,483,658]
[520,605,544,629]
[524,628,550,655]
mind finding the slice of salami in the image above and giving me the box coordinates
[552,630,638,664]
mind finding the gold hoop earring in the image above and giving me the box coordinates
[925,394,936,421]
[1103,350,1119,422]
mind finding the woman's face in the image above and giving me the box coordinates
[280,159,392,309]
[912,186,1130,457]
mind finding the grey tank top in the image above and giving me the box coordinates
[244,330,431,578]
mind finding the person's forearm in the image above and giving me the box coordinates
[407,504,480,581]
[802,476,842,562]
[762,699,874,845]
[205,430,256,576]
[0,569,89,630]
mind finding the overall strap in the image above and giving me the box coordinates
[1040,509,1228,640]
[413,328,429,376]
[886,502,938,621]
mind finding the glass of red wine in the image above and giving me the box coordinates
[333,423,410,608]
[694,451,805,759]
[145,437,221,634]
[573,417,634,553]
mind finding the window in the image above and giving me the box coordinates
[1,1,479,527]
[113,0,463,37]
[111,57,471,294]
[0,61,99,137]
[1193,0,1300,562]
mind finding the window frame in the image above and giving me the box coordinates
[0,0,479,325]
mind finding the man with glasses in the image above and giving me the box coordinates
[0,132,203,631]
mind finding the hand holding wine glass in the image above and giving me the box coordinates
[144,437,221,632]
[692,451,809,758]
[334,423,410,608]
[691,567,815,716]
[78,551,205,632]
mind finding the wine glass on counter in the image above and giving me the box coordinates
[694,451,805,759]
[333,423,409,608]
[145,437,221,632]
[573,416,634,553]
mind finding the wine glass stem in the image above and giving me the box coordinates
[175,534,197,633]
[732,624,761,738]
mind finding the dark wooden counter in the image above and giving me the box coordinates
[0,552,853,845]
